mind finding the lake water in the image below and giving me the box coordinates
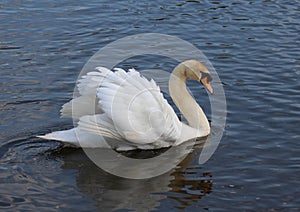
[0,0,299,211]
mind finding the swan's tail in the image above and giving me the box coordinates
[37,128,81,147]
[37,127,113,148]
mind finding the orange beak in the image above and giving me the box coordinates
[201,77,214,94]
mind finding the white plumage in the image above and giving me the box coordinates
[38,60,213,150]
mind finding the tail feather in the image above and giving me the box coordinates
[37,128,111,148]
[37,128,80,146]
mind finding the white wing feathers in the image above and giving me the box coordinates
[77,67,110,96]
[61,67,182,149]
[78,114,122,140]
[60,68,110,119]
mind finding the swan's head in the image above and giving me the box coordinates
[182,60,213,94]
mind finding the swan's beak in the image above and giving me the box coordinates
[201,77,214,94]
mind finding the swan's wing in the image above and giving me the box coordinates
[95,67,182,147]
[59,67,182,148]
[78,114,122,140]
[60,68,110,119]
[77,67,110,96]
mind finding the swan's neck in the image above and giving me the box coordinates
[169,64,210,133]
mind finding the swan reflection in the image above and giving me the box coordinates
[55,138,213,211]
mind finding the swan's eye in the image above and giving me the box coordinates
[201,73,212,83]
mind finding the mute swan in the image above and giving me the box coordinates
[38,60,213,150]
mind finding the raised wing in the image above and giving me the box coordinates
[60,68,110,119]
[94,67,182,147]
[61,67,182,148]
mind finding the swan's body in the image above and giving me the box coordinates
[38,60,213,150]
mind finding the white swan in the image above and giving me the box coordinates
[38,60,213,150]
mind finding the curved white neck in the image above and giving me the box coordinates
[169,63,210,133]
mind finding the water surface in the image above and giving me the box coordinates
[0,0,299,211]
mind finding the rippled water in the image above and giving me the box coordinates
[1,0,299,211]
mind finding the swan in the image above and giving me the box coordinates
[38,60,213,150]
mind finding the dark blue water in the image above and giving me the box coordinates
[1,0,299,211]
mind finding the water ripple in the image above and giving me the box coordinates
[0,0,299,210]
